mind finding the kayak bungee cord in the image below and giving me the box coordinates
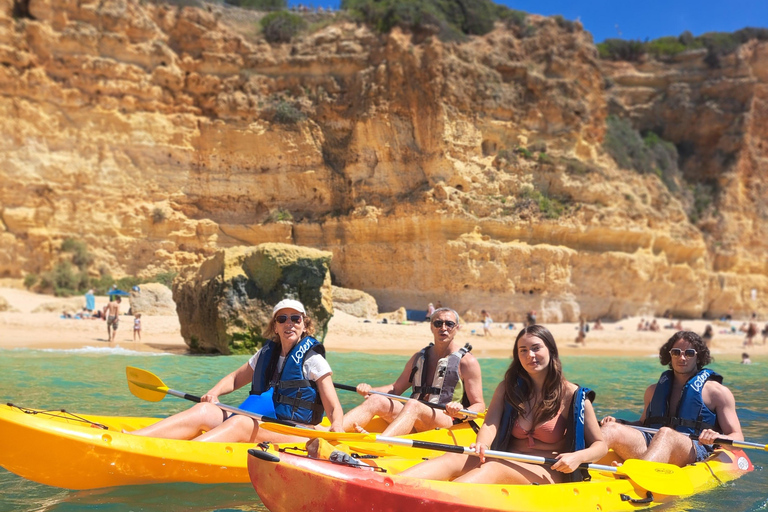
[6,402,109,429]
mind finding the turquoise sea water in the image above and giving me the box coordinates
[0,347,766,512]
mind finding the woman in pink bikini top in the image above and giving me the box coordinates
[401,325,607,485]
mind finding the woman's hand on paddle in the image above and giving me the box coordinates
[356,383,372,397]
[470,442,488,463]
[551,452,581,473]
[200,393,219,403]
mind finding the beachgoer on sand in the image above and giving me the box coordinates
[575,317,587,346]
[133,313,142,342]
[105,297,121,342]
[426,302,435,322]
[744,322,757,347]
[482,309,493,337]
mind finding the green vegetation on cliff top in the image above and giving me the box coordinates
[598,27,768,65]
[25,238,177,297]
[341,0,526,39]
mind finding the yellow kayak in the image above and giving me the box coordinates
[247,444,754,512]
[0,403,480,489]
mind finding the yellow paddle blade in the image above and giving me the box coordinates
[126,366,170,402]
[614,459,694,496]
[259,421,376,443]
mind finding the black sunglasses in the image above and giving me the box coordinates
[276,314,303,324]
[432,320,457,329]
[669,348,697,358]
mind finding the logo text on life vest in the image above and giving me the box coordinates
[691,372,708,392]
[292,338,314,365]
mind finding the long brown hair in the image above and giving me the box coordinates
[503,325,565,428]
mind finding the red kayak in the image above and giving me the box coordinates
[246,444,753,512]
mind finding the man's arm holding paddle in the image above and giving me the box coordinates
[699,380,743,444]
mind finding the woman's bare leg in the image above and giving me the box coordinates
[195,415,320,445]
[127,402,227,439]
[454,459,558,485]
[399,452,479,480]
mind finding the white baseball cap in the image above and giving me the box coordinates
[272,299,306,317]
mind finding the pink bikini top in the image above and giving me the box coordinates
[512,413,568,447]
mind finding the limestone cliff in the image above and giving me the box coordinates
[1,0,766,321]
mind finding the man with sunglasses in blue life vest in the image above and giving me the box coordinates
[341,307,485,436]
[600,331,744,467]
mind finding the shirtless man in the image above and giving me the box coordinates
[600,331,743,466]
[342,307,485,436]
[105,297,121,342]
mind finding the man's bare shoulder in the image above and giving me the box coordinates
[703,379,734,404]
[459,351,480,367]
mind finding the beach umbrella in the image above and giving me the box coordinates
[107,289,130,297]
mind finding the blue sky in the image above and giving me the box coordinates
[289,0,768,43]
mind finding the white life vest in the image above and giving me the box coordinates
[409,343,472,405]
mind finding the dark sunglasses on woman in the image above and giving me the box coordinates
[276,314,303,324]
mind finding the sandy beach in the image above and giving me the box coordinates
[0,287,764,361]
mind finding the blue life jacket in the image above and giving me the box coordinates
[644,369,722,435]
[491,381,595,482]
[250,336,326,425]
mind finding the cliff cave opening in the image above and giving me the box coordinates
[12,0,34,20]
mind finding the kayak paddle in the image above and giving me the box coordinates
[628,424,768,451]
[125,366,352,440]
[257,423,692,495]
[334,383,485,419]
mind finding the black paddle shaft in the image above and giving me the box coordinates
[405,439,590,469]
[166,388,302,428]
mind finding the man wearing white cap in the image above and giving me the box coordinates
[128,298,344,442]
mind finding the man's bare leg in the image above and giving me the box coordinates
[641,427,696,466]
[600,422,650,460]
[342,394,404,432]
[380,399,452,437]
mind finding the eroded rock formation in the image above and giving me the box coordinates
[128,282,176,315]
[1,0,767,321]
[172,243,332,353]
